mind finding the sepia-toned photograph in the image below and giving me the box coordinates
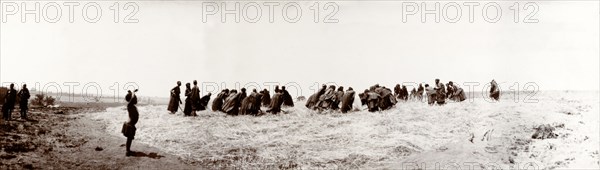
[0,1,599,169]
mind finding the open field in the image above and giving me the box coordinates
[86,91,600,169]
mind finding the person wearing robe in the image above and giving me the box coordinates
[281,86,294,107]
[434,79,446,105]
[122,90,139,156]
[239,88,247,103]
[425,84,436,105]
[261,89,271,107]
[332,86,344,110]
[191,80,201,111]
[183,83,193,116]
[17,84,30,119]
[376,87,396,110]
[359,89,369,106]
[267,89,284,114]
[240,89,263,116]
[2,84,17,121]
[167,81,182,114]
[199,93,212,110]
[449,82,466,102]
[394,84,402,99]
[410,88,418,100]
[317,85,337,110]
[366,90,380,112]
[222,90,241,115]
[305,85,326,109]
[340,87,355,113]
[401,85,409,101]
[417,84,425,101]
[490,79,500,101]
[446,82,455,99]
[212,89,228,112]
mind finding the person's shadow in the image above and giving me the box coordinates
[129,151,165,159]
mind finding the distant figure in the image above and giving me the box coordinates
[359,89,369,106]
[2,84,17,121]
[394,84,402,99]
[167,81,182,114]
[261,89,271,107]
[376,86,396,110]
[183,83,193,116]
[490,79,500,101]
[212,89,229,112]
[410,88,418,99]
[434,79,446,105]
[425,84,436,105]
[306,85,326,109]
[317,85,337,110]
[191,80,201,112]
[401,85,409,101]
[281,86,294,107]
[240,89,263,116]
[121,89,139,156]
[18,84,30,119]
[239,88,247,103]
[417,84,424,101]
[448,82,466,102]
[366,90,381,112]
[340,87,355,113]
[446,82,454,99]
[199,93,212,110]
[332,86,344,110]
[222,90,241,115]
[267,89,284,114]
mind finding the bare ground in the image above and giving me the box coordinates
[0,105,197,169]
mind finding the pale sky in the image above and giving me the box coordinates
[1,1,598,98]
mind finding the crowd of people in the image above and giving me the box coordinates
[165,79,501,115]
[167,80,295,116]
[305,85,356,113]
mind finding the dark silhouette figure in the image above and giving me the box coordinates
[2,84,17,120]
[490,79,500,101]
[281,86,294,107]
[340,87,355,113]
[212,89,229,112]
[18,84,30,119]
[122,89,139,156]
[267,89,284,114]
[167,81,182,114]
[183,83,193,116]
[261,89,271,107]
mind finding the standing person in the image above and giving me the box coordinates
[183,83,193,116]
[121,89,139,156]
[191,80,201,113]
[434,79,446,105]
[18,84,30,119]
[340,87,355,113]
[281,86,294,107]
[417,84,425,101]
[394,84,402,99]
[2,84,17,121]
[167,81,182,114]
[490,79,500,101]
